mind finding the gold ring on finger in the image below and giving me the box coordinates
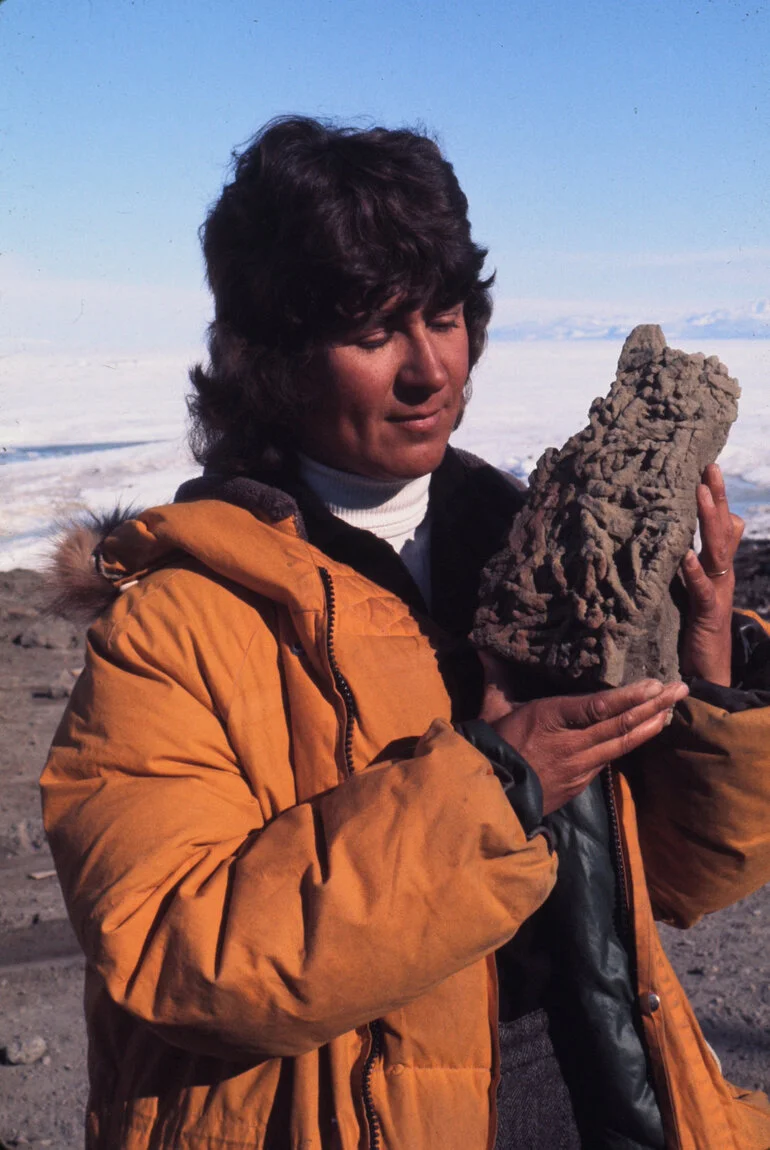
[705,567,730,578]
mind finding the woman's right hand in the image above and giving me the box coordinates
[480,665,688,815]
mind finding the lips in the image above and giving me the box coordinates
[388,408,444,427]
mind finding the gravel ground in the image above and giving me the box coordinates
[1,549,769,1149]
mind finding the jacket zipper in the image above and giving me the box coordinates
[319,567,357,777]
[361,1020,383,1150]
[486,953,501,1150]
[601,767,633,957]
[603,767,678,1147]
[319,567,383,1147]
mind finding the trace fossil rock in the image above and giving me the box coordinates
[471,325,740,689]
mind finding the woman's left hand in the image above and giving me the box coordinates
[679,463,744,686]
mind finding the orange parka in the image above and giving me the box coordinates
[41,487,770,1150]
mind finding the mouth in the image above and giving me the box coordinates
[387,408,445,430]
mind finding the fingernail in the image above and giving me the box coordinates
[684,549,698,568]
[673,683,689,701]
[643,680,664,699]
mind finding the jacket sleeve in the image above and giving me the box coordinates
[41,586,556,1062]
[626,612,770,928]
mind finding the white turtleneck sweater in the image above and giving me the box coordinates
[298,454,433,607]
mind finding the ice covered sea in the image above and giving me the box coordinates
[1,338,769,571]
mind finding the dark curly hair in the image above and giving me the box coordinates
[189,116,494,473]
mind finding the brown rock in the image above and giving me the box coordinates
[472,325,740,689]
[33,668,82,701]
[1,1034,49,1066]
[13,618,79,650]
[3,818,48,857]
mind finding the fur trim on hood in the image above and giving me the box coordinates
[45,474,306,624]
[47,508,138,624]
[45,450,518,625]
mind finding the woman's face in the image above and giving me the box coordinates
[297,302,470,481]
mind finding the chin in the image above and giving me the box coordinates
[380,445,448,481]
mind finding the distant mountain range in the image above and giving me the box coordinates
[490,300,770,342]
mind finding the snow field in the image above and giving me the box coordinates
[1,339,768,570]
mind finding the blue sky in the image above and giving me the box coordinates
[2,0,769,352]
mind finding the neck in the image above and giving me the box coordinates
[297,454,433,605]
[297,455,431,534]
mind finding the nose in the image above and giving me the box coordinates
[395,321,447,397]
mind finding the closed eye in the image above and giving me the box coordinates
[428,305,464,332]
[354,328,392,350]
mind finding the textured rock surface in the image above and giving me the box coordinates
[472,325,740,689]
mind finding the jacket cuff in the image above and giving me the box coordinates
[731,612,770,693]
[681,613,770,712]
[686,678,770,713]
[455,720,553,851]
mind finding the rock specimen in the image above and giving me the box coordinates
[472,325,740,689]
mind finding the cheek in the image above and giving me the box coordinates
[451,347,470,397]
[327,361,392,424]
[451,326,470,375]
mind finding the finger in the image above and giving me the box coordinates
[702,464,732,532]
[581,681,689,752]
[702,463,727,508]
[698,464,743,573]
[590,706,678,766]
[480,680,515,723]
[558,678,666,728]
[697,484,732,576]
[681,548,718,612]
[574,684,688,769]
[731,511,745,546]
[477,651,518,718]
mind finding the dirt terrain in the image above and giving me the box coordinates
[1,546,769,1149]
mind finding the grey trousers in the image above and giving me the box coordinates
[494,1009,582,1150]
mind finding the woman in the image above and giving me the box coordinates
[42,117,770,1149]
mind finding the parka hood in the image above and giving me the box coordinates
[48,474,310,624]
[47,507,140,624]
[47,448,522,626]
